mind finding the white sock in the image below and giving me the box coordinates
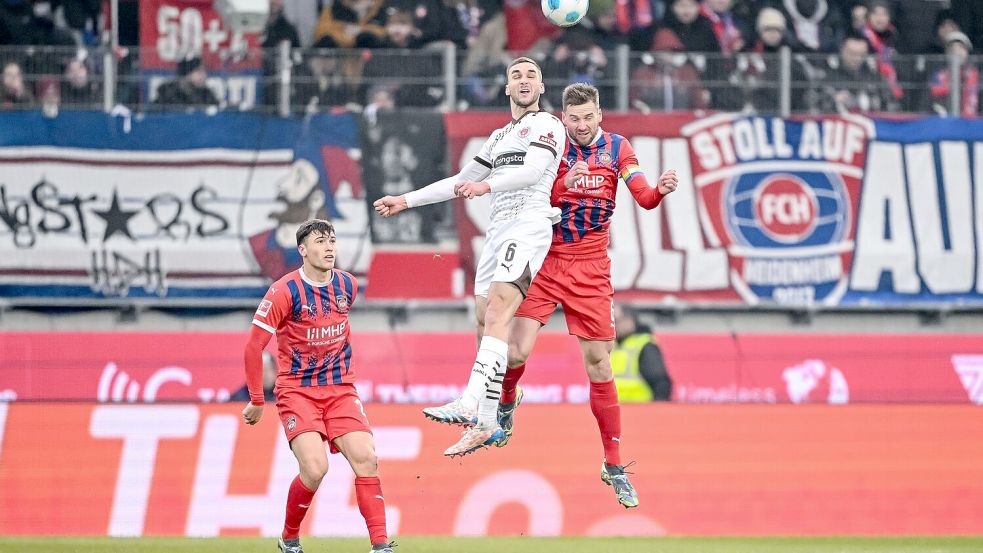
[460,336,508,413]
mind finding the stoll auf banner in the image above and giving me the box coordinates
[448,113,983,307]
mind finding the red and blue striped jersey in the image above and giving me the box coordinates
[252,268,358,388]
[552,130,656,255]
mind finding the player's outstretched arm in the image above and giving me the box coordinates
[373,158,492,215]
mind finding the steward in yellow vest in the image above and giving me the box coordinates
[611,304,672,401]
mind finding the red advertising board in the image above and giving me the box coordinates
[0,332,980,404]
[1,403,982,536]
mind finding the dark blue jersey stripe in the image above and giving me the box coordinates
[290,346,302,375]
[317,285,332,316]
[301,280,318,318]
[559,201,575,242]
[610,134,623,170]
[339,272,354,305]
[573,200,588,239]
[301,352,319,387]
[316,353,331,386]
[287,280,302,322]
[341,342,353,375]
[332,342,352,384]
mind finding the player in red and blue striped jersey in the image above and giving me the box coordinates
[500,83,679,509]
[241,219,393,553]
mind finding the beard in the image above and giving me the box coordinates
[512,91,540,109]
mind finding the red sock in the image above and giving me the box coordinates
[590,379,622,466]
[355,476,388,545]
[501,363,526,404]
[282,475,316,540]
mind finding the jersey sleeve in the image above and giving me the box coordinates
[473,131,498,169]
[349,274,359,305]
[618,137,664,210]
[252,284,288,334]
[527,114,563,158]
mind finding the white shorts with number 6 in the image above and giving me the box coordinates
[474,216,553,298]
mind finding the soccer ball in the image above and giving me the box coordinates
[541,0,589,27]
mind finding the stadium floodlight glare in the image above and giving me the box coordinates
[214,0,270,33]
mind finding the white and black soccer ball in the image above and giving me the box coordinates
[541,0,589,27]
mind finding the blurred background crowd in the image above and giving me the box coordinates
[1,0,980,116]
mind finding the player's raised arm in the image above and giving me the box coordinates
[619,139,678,209]
[373,142,495,217]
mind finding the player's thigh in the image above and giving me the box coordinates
[332,430,378,475]
[514,256,562,328]
[561,257,616,341]
[473,223,504,298]
[289,431,329,477]
[322,384,373,455]
[277,388,329,444]
[489,218,553,297]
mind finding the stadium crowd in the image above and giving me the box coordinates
[0,0,980,115]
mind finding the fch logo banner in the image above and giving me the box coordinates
[683,114,873,305]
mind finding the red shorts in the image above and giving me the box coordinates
[515,252,615,340]
[275,383,372,453]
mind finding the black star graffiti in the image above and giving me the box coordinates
[93,189,139,242]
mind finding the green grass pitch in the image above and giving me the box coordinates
[1,537,982,553]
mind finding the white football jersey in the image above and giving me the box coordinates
[473,110,564,222]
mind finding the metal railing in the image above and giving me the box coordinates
[1,45,978,117]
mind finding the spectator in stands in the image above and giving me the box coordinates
[848,1,867,34]
[388,0,468,48]
[736,7,812,112]
[262,0,301,49]
[230,351,278,403]
[662,0,720,53]
[360,8,445,107]
[631,28,710,111]
[445,0,501,47]
[313,0,386,48]
[362,83,395,125]
[459,13,509,109]
[60,57,100,107]
[772,0,843,53]
[951,0,983,58]
[928,9,961,55]
[59,0,101,44]
[926,31,979,117]
[584,4,629,51]
[1,60,33,107]
[154,57,221,110]
[861,0,903,101]
[611,0,666,51]
[817,32,898,113]
[502,0,561,54]
[293,38,362,113]
[610,304,672,402]
[700,0,748,54]
[543,26,612,108]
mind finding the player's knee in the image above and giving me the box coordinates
[350,450,379,476]
[298,456,328,485]
[507,342,530,368]
[585,355,613,382]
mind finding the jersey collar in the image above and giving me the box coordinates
[512,109,540,125]
[299,267,331,287]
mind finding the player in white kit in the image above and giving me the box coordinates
[373,57,564,456]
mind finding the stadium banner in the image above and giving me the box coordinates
[0,111,370,300]
[139,0,264,108]
[446,113,983,307]
[0,403,981,536]
[1,332,980,404]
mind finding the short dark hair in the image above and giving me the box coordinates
[296,219,335,246]
[562,82,600,111]
[507,56,542,77]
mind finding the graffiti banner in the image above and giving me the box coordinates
[0,111,370,300]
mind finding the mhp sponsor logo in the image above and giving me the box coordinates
[683,114,873,306]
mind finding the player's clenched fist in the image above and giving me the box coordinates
[373,195,408,218]
[657,169,679,195]
[564,160,589,189]
[454,181,491,199]
[242,402,263,425]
